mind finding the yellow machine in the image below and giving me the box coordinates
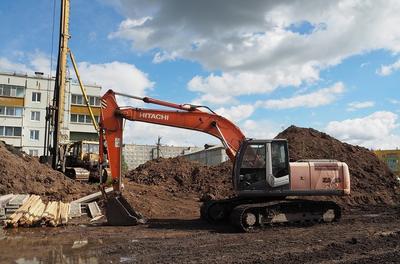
[63,141,100,182]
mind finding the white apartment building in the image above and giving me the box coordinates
[0,71,101,156]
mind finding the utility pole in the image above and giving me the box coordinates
[156,136,162,159]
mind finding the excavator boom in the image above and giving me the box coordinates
[99,89,245,192]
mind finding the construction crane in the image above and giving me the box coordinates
[98,90,350,232]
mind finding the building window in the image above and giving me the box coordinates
[0,106,23,117]
[71,94,100,106]
[0,84,24,98]
[71,114,77,122]
[31,111,40,121]
[70,114,99,124]
[32,92,41,102]
[30,130,39,140]
[0,126,21,137]
[29,149,39,156]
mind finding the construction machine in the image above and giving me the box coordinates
[62,141,100,182]
[99,90,350,231]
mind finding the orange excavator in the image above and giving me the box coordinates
[99,90,351,231]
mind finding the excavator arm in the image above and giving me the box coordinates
[99,89,245,193]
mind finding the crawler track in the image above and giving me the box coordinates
[201,198,341,232]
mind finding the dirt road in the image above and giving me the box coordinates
[1,206,399,264]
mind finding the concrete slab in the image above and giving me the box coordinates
[5,205,20,210]
[72,187,113,204]
[8,194,29,206]
[88,202,102,218]
[69,202,82,218]
[0,194,14,207]
[6,208,17,215]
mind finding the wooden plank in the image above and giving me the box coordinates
[6,195,39,227]
[60,203,70,225]
[72,187,113,204]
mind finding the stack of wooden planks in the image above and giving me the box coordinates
[5,195,70,228]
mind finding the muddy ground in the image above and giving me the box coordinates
[1,205,399,264]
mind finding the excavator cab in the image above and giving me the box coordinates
[234,139,290,195]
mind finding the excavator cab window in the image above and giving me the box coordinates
[271,141,289,178]
[238,143,267,190]
[237,140,290,191]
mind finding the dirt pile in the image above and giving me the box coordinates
[276,125,400,207]
[0,141,95,201]
[126,157,233,200]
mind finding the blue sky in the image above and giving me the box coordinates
[0,0,399,149]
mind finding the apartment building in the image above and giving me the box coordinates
[0,71,101,156]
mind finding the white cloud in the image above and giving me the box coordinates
[152,51,178,64]
[124,122,219,146]
[107,0,400,103]
[77,61,154,97]
[28,52,52,74]
[191,93,238,106]
[241,119,280,140]
[347,101,375,111]
[325,111,400,149]
[389,99,400,105]
[0,51,52,75]
[257,82,344,109]
[188,65,319,103]
[215,104,255,122]
[377,59,400,76]
[0,57,32,74]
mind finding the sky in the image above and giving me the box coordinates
[0,0,399,149]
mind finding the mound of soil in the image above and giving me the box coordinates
[276,125,400,207]
[0,141,95,201]
[126,157,233,200]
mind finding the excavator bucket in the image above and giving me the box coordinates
[105,195,146,226]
